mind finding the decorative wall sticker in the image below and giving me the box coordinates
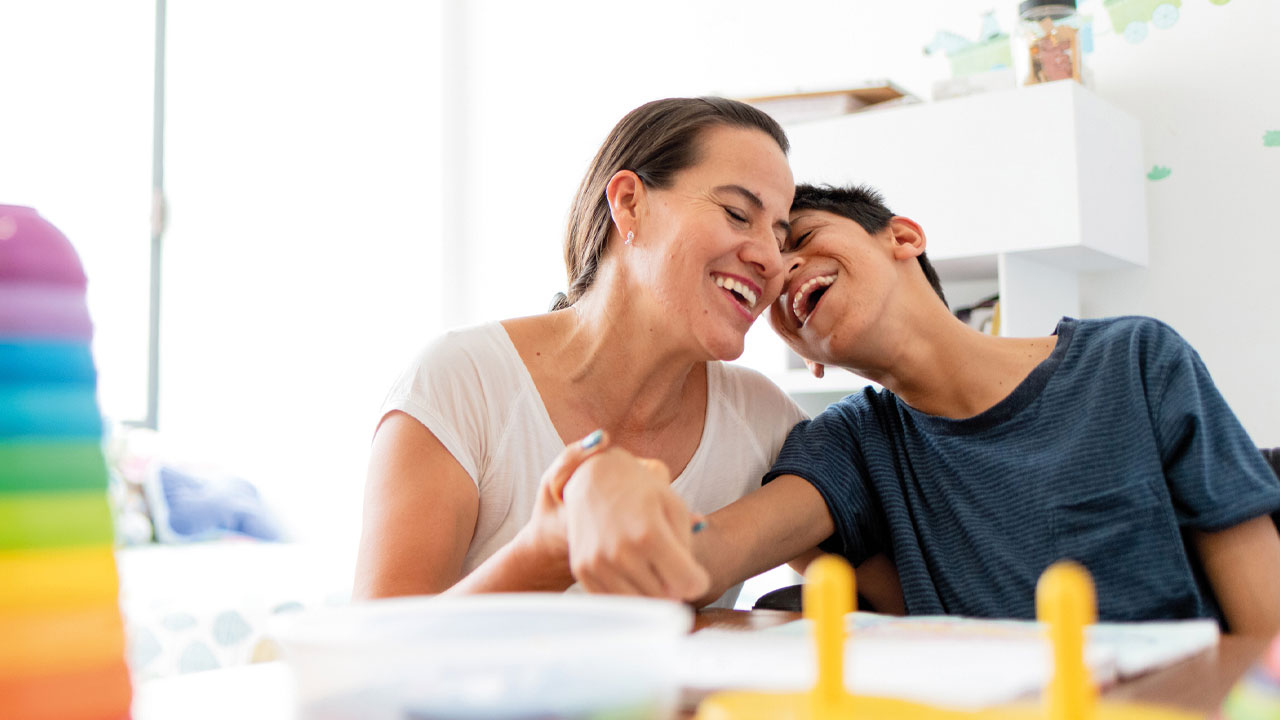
[924,11,1014,77]
[1147,165,1172,180]
[1104,0,1183,43]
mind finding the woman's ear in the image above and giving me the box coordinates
[888,216,926,260]
[605,170,643,235]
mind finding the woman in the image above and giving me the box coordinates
[354,97,806,607]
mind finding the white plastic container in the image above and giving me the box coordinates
[273,593,693,720]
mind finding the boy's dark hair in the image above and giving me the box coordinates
[792,184,948,308]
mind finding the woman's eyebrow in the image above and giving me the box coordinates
[712,184,764,210]
[713,184,790,235]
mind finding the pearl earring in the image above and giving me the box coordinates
[625,230,634,246]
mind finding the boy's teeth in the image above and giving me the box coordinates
[791,274,837,326]
[714,276,757,308]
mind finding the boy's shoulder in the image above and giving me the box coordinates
[809,385,899,431]
[1066,315,1186,347]
[1063,315,1195,369]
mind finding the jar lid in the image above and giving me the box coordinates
[1019,0,1077,19]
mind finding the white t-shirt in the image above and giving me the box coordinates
[380,322,807,608]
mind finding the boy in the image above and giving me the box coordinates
[565,184,1280,633]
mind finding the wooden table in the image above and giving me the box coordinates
[688,609,1270,718]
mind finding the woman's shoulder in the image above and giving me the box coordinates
[387,322,524,402]
[416,321,512,364]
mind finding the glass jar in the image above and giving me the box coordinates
[1018,0,1085,85]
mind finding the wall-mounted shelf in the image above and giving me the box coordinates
[735,80,1148,401]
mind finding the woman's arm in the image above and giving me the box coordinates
[354,411,487,598]
[1193,514,1280,635]
[354,412,596,599]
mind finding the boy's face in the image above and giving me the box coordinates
[767,209,900,366]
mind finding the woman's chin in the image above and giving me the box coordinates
[704,334,747,362]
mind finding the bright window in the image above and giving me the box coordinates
[0,1,155,424]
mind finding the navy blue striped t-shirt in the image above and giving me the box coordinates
[764,317,1280,627]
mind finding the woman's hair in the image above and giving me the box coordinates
[550,97,789,311]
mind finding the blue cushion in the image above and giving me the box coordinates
[145,464,283,543]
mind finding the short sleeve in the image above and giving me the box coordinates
[378,331,494,485]
[1151,329,1280,531]
[763,399,884,564]
[718,362,809,470]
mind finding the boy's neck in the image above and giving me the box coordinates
[845,308,1058,420]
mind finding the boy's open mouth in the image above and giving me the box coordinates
[791,274,836,327]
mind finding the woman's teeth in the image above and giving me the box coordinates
[714,276,757,308]
[792,274,836,325]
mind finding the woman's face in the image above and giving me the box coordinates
[630,125,793,361]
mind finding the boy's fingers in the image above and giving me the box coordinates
[648,507,711,601]
[543,430,610,500]
[690,512,707,534]
[621,555,668,597]
[577,563,645,597]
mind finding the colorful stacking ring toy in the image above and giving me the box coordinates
[0,204,131,720]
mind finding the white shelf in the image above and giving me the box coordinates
[785,80,1147,277]
[743,81,1148,399]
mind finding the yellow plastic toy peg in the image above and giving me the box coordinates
[806,554,853,717]
[696,556,1207,720]
[1037,561,1097,720]
[1031,561,1200,720]
[696,555,969,720]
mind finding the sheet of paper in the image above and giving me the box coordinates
[679,612,1218,711]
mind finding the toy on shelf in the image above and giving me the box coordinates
[923,11,1014,80]
[696,555,1200,720]
[0,204,131,720]
[1020,1,1085,84]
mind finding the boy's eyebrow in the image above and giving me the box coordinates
[712,184,791,235]
[787,213,825,235]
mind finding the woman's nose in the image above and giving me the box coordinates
[743,232,783,280]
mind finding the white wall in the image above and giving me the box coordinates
[449,0,1280,444]
[1077,1,1280,445]
[443,0,954,325]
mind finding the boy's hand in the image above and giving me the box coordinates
[562,447,710,602]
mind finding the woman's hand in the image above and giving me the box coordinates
[561,446,710,602]
[505,430,614,587]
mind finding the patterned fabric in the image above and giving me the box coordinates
[117,542,351,680]
[766,317,1280,628]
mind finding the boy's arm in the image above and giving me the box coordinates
[693,474,835,607]
[1193,514,1280,635]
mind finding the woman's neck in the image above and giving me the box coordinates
[510,282,706,435]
